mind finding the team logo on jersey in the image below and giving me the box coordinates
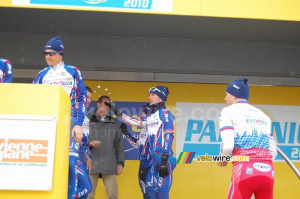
[164,111,169,122]
[253,163,271,172]
[233,84,240,89]
[5,60,12,74]
[148,121,159,127]
[246,118,267,125]
[70,142,80,151]
[246,167,253,175]
[49,81,73,86]
[77,70,83,80]
[158,176,164,187]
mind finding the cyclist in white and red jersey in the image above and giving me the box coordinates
[218,77,277,199]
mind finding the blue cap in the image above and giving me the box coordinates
[149,86,169,102]
[226,77,249,100]
[44,36,65,56]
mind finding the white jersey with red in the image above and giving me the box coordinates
[219,99,277,199]
[219,99,277,162]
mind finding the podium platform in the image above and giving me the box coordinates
[0,83,71,199]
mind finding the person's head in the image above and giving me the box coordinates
[86,86,93,108]
[148,86,169,105]
[44,36,65,66]
[224,77,249,106]
[97,95,111,116]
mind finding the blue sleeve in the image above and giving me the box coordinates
[33,72,42,84]
[125,133,139,148]
[33,67,49,84]
[0,60,4,73]
[85,144,92,159]
[0,59,13,83]
[160,110,175,154]
[0,61,4,81]
[74,67,87,126]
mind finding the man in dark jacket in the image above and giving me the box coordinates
[87,96,125,199]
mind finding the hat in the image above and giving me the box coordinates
[149,86,169,102]
[44,36,65,56]
[226,77,249,100]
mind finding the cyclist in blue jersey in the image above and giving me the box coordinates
[118,104,155,199]
[106,86,176,199]
[33,36,87,199]
[0,57,13,83]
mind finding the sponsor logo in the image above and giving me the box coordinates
[82,0,107,4]
[49,81,73,86]
[78,188,89,197]
[246,118,267,125]
[148,121,159,127]
[246,167,253,175]
[0,139,48,163]
[164,112,169,122]
[177,152,195,164]
[5,60,12,74]
[233,84,240,89]
[60,72,66,76]
[253,163,271,172]
[158,177,163,187]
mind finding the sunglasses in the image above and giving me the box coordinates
[44,51,61,56]
[149,87,161,93]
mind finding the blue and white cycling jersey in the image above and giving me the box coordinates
[124,125,150,162]
[122,102,176,195]
[122,103,176,167]
[0,58,13,83]
[33,62,87,126]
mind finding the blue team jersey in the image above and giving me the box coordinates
[0,58,13,83]
[33,62,87,126]
[124,126,150,161]
[122,107,176,167]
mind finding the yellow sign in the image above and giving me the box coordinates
[1,0,300,21]
[0,84,70,198]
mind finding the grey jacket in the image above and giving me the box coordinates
[89,111,125,174]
